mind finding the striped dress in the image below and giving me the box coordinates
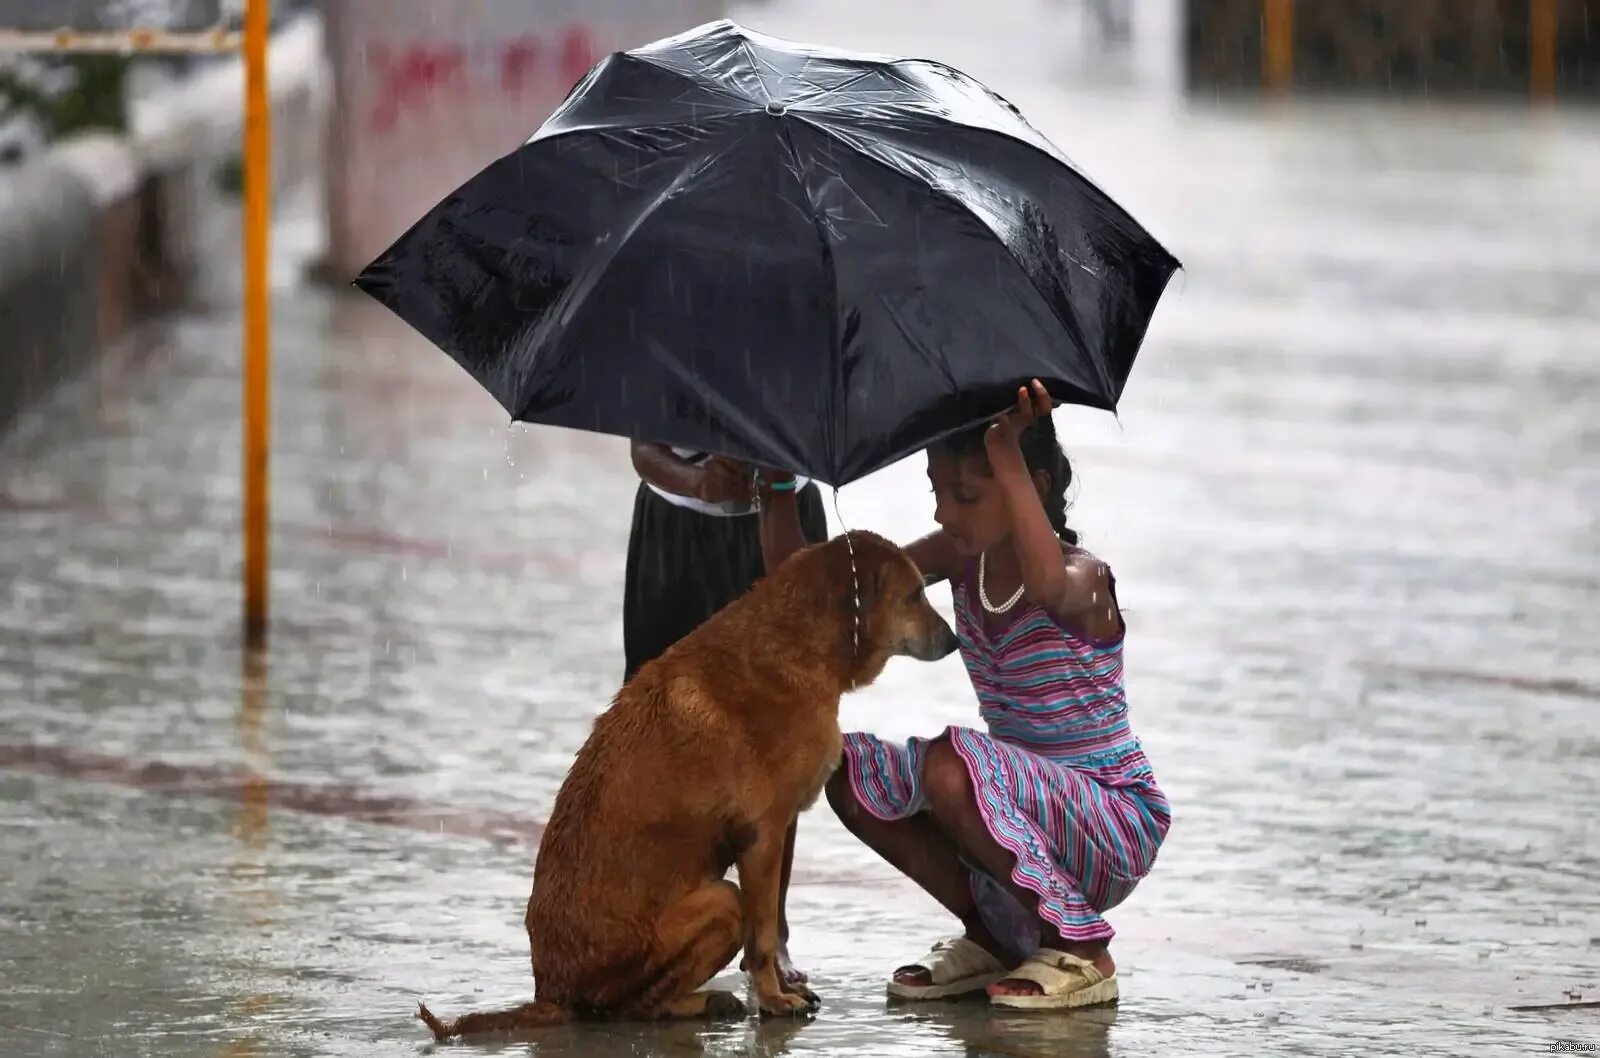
[841,558,1170,955]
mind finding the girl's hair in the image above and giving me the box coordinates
[932,415,1079,546]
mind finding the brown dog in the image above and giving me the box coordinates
[417,531,956,1037]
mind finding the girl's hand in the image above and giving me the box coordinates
[693,457,752,505]
[985,378,1054,459]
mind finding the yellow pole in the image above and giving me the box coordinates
[1530,0,1558,102]
[1262,0,1294,96]
[242,0,271,645]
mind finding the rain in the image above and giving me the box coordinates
[1,0,1598,1056]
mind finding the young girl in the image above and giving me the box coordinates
[765,380,1169,1009]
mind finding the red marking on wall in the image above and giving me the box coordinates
[557,25,598,88]
[367,42,468,134]
[366,24,599,135]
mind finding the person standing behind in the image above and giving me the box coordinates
[624,443,829,681]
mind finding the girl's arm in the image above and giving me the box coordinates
[757,477,810,574]
[631,441,699,496]
[763,499,962,585]
[905,530,962,586]
[990,449,1074,611]
[986,382,1116,632]
[631,441,750,504]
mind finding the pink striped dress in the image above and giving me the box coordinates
[841,557,1170,956]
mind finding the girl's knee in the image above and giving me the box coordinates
[921,740,973,821]
[824,767,858,823]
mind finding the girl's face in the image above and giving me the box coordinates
[927,451,1014,557]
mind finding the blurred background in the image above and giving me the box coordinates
[1,2,1597,1056]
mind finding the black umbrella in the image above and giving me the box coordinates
[354,19,1178,487]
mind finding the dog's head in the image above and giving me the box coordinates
[819,532,958,684]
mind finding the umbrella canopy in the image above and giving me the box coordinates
[354,19,1179,487]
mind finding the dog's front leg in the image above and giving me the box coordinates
[737,814,818,1017]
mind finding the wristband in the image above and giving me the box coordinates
[768,477,798,492]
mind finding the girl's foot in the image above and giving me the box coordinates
[888,933,1009,1000]
[987,944,1115,1000]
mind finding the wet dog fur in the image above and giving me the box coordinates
[418,531,957,1037]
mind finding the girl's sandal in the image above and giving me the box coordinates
[886,937,1009,1001]
[987,949,1119,1010]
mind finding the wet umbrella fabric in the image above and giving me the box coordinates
[354,19,1179,487]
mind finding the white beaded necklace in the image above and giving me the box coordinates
[978,551,1025,615]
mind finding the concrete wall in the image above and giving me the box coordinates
[0,152,102,435]
[0,16,324,441]
[318,0,726,278]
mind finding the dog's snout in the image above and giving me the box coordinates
[908,614,959,661]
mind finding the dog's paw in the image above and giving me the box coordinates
[781,979,821,1008]
[757,989,818,1018]
[703,990,749,1021]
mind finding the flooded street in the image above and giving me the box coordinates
[2,1,1598,1054]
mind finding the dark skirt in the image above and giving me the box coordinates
[623,482,828,681]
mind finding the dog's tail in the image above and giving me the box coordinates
[417,998,568,1040]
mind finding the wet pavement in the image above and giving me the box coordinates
[3,1,1599,1054]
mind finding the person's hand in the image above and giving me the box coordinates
[985,378,1053,459]
[692,457,753,505]
[753,466,798,500]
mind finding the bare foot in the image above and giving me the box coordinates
[987,945,1115,997]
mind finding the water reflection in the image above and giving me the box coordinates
[220,648,278,1057]
[914,1003,1117,1058]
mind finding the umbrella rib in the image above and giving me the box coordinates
[524,55,753,151]
[736,37,777,104]
[788,67,880,109]
[804,60,1133,218]
[774,123,844,485]
[625,51,760,109]
[506,137,746,425]
[797,115,1113,405]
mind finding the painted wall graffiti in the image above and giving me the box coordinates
[366,24,598,134]
[322,0,726,275]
